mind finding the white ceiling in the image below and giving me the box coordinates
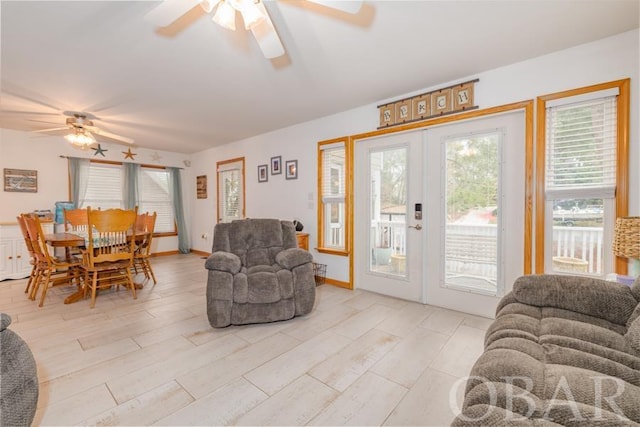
[1,0,638,154]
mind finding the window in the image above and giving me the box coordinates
[217,158,245,223]
[138,167,175,233]
[77,161,178,235]
[444,131,502,294]
[536,80,629,276]
[80,162,123,209]
[318,138,349,254]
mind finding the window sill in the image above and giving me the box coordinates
[153,231,178,238]
[316,248,349,257]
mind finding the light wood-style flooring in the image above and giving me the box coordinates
[1,253,491,426]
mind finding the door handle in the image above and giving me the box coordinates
[408,224,422,230]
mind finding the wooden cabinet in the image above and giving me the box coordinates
[296,232,309,250]
[0,222,52,281]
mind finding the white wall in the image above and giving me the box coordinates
[190,29,639,284]
[0,129,193,253]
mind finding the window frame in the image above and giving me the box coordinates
[76,160,178,237]
[80,160,124,210]
[216,157,245,224]
[317,137,351,256]
[137,164,177,237]
[535,79,630,275]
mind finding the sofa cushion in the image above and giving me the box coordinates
[513,275,638,326]
[205,251,241,274]
[1,313,39,427]
[247,272,280,304]
[627,315,640,353]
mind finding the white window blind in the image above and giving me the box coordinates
[320,143,346,249]
[81,163,123,209]
[217,160,244,223]
[545,95,617,197]
[321,145,345,203]
[138,168,175,233]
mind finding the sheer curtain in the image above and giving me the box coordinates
[123,162,139,210]
[168,167,190,253]
[69,157,90,208]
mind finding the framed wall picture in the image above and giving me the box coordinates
[285,160,298,180]
[432,88,452,115]
[452,82,474,110]
[379,105,395,127]
[271,156,282,175]
[4,168,37,193]
[395,100,412,123]
[412,94,430,119]
[258,164,268,183]
[196,175,207,199]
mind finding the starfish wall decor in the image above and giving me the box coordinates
[92,144,108,157]
[122,148,137,160]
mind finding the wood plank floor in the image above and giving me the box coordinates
[1,253,491,426]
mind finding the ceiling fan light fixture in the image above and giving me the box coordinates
[212,0,236,31]
[65,130,96,149]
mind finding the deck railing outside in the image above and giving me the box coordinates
[345,221,605,276]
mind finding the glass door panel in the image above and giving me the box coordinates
[369,147,408,278]
[444,132,501,294]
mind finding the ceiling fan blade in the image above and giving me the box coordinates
[199,0,221,14]
[250,2,285,59]
[305,0,363,14]
[32,127,70,133]
[92,128,134,145]
[145,0,202,27]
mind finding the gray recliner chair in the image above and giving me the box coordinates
[0,313,38,427]
[205,218,316,328]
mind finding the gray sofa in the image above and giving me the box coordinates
[0,313,38,427]
[453,275,640,426]
[205,218,316,328]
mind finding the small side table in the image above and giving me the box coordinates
[296,232,309,250]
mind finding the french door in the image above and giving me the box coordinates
[354,131,425,302]
[424,112,525,317]
[354,111,525,318]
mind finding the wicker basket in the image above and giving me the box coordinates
[613,217,640,259]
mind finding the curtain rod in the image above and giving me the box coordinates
[59,155,185,170]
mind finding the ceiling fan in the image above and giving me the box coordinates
[145,0,364,59]
[34,112,134,148]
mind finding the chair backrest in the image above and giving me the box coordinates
[16,215,36,261]
[139,212,157,256]
[135,213,148,234]
[21,214,50,266]
[212,218,297,268]
[86,207,137,267]
[64,208,88,233]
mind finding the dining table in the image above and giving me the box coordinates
[44,231,149,304]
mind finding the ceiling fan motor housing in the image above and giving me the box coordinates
[66,115,93,128]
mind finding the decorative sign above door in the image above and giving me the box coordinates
[378,79,478,129]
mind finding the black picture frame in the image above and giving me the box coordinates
[258,164,268,183]
[271,156,282,175]
[285,160,298,180]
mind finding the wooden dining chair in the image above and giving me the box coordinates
[63,208,88,232]
[63,208,88,257]
[81,206,138,308]
[16,215,40,297]
[132,212,157,284]
[23,214,83,307]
